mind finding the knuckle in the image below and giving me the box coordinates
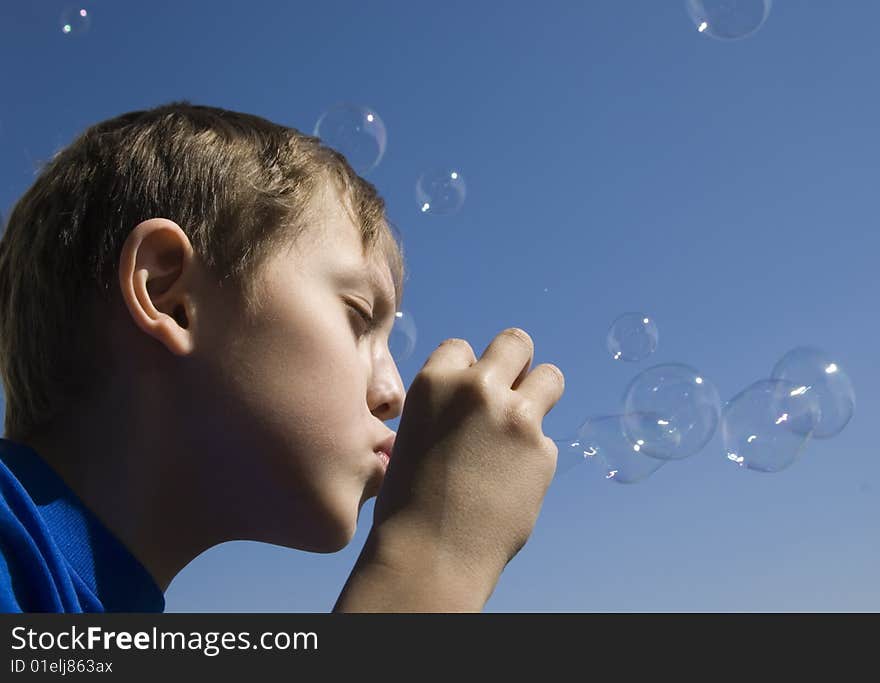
[410,368,441,396]
[504,398,537,436]
[541,437,559,475]
[412,368,436,387]
[458,370,494,405]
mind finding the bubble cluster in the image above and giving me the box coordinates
[314,104,387,175]
[554,321,856,484]
[606,313,658,362]
[416,168,467,215]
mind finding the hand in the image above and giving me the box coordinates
[369,327,565,605]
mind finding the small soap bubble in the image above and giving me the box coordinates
[607,312,659,362]
[314,104,387,175]
[621,363,721,460]
[771,347,855,439]
[389,310,417,363]
[416,168,466,215]
[685,0,772,41]
[722,379,821,473]
[554,414,669,484]
[60,6,92,36]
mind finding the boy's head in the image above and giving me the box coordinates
[0,102,407,559]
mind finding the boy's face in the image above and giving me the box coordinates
[191,183,405,553]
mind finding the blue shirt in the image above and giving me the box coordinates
[0,438,165,613]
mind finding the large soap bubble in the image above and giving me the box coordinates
[621,363,721,460]
[554,413,674,484]
[314,104,387,175]
[606,313,659,362]
[416,168,466,215]
[771,347,855,439]
[722,379,822,473]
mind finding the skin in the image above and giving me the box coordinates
[24,180,405,593]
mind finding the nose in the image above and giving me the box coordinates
[368,355,406,421]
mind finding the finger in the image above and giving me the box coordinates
[477,328,534,389]
[515,363,565,417]
[420,337,477,373]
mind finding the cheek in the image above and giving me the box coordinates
[258,303,366,396]
[215,296,373,459]
[270,324,371,454]
[300,328,369,402]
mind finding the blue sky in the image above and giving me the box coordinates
[0,0,877,611]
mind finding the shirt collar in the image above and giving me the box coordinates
[0,438,165,612]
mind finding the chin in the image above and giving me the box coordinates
[302,500,360,553]
[310,527,356,553]
[271,479,371,553]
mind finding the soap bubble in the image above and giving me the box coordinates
[389,310,417,363]
[60,6,92,36]
[722,379,821,473]
[771,347,855,439]
[607,313,659,362]
[621,363,721,460]
[416,168,466,215]
[686,0,772,41]
[314,104,387,175]
[554,413,671,484]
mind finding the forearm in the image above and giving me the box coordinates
[333,527,499,613]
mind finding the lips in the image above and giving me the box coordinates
[375,433,396,463]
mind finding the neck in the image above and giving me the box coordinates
[20,392,216,593]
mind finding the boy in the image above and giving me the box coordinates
[0,102,564,612]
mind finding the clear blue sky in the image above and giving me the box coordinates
[0,0,876,611]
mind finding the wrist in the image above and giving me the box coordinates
[333,523,501,612]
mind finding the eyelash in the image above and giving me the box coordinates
[347,302,376,335]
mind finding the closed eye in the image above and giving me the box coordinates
[346,301,376,335]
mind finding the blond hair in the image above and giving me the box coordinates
[0,101,404,442]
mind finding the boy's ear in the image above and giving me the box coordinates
[118,218,199,357]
